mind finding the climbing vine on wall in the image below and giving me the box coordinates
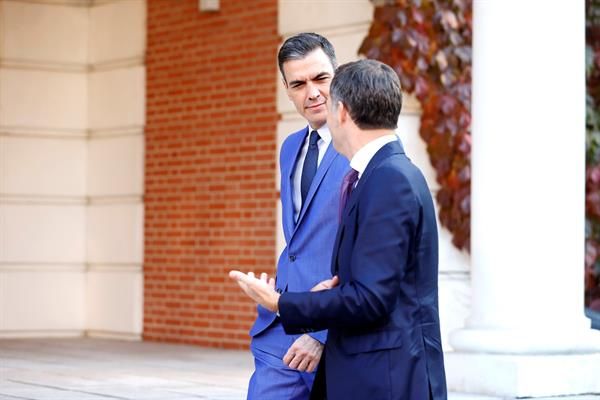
[586,0,600,312]
[359,0,472,251]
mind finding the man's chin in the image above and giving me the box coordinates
[306,112,327,129]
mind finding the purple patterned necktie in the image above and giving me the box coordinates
[339,168,359,221]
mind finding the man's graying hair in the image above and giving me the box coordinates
[278,33,338,81]
[330,60,402,130]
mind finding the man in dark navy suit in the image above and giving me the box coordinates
[231,59,447,400]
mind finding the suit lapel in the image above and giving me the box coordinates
[282,127,308,242]
[292,142,340,239]
[342,140,405,220]
[331,219,345,275]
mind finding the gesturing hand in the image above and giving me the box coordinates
[283,334,323,373]
[229,270,280,313]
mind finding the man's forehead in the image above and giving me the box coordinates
[287,68,332,82]
[282,50,334,80]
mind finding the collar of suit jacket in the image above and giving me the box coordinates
[350,134,399,179]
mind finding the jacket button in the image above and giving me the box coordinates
[289,255,296,262]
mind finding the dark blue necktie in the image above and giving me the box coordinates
[300,130,320,206]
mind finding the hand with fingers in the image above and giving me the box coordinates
[279,276,337,372]
[283,334,323,373]
[229,270,280,312]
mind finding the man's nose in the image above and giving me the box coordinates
[308,84,321,100]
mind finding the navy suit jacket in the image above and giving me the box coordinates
[279,140,447,400]
[250,126,349,348]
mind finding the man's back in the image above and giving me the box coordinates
[326,141,446,399]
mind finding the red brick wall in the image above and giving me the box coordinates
[144,0,279,349]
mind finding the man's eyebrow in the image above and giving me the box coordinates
[288,72,332,87]
[313,72,331,80]
[288,78,306,87]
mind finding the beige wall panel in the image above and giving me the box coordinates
[0,136,86,196]
[86,269,142,334]
[433,184,471,273]
[0,1,88,64]
[277,84,295,119]
[278,0,373,37]
[0,269,85,331]
[437,224,470,273]
[0,204,86,263]
[396,113,440,191]
[438,274,470,352]
[87,135,144,196]
[89,0,146,64]
[88,66,145,130]
[327,28,369,64]
[0,69,87,130]
[86,203,143,264]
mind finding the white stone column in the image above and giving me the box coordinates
[447,0,600,397]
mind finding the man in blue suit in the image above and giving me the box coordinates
[231,59,447,399]
[246,33,349,399]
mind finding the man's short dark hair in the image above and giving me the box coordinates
[278,32,337,82]
[330,60,402,130]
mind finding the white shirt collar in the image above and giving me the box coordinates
[350,134,398,179]
[308,124,332,145]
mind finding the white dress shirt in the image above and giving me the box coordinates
[350,134,399,181]
[292,125,332,222]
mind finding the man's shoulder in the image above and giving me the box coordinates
[283,126,308,143]
[367,153,434,209]
[280,126,307,156]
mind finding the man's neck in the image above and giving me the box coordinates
[348,131,398,177]
[309,122,326,131]
[347,129,395,159]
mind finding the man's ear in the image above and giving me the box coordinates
[338,101,349,124]
[283,78,293,100]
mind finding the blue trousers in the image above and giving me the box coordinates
[248,321,316,400]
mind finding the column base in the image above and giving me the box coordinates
[450,327,600,354]
[446,351,600,398]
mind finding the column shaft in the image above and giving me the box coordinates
[447,1,600,397]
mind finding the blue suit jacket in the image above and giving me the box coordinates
[250,126,350,347]
[279,140,447,400]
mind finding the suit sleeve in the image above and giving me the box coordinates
[279,166,420,333]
